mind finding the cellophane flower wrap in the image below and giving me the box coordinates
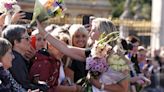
[86,31,120,78]
[31,0,66,26]
[86,41,110,79]
[107,38,130,72]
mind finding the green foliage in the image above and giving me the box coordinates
[108,0,152,20]
[76,76,92,92]
[109,0,125,17]
[98,31,119,45]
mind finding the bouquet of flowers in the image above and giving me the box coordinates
[0,0,21,13]
[77,32,120,92]
[86,31,120,78]
[0,0,21,25]
[44,0,66,17]
[31,0,66,26]
[86,46,108,78]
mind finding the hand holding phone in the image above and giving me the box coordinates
[11,12,26,23]
[21,11,33,20]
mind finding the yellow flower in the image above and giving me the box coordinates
[45,0,56,9]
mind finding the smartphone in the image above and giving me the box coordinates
[20,11,33,20]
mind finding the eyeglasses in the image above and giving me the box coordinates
[21,36,30,41]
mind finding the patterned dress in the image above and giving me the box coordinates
[0,65,26,92]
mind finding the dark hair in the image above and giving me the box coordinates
[126,35,140,44]
[121,39,133,51]
[0,38,12,60]
[1,25,27,46]
[82,15,92,25]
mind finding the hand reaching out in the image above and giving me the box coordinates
[11,12,25,24]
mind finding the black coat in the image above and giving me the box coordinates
[9,50,48,91]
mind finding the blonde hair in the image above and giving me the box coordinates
[68,24,88,46]
[51,27,70,45]
[92,18,117,34]
[50,29,71,67]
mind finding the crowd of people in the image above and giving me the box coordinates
[0,9,163,92]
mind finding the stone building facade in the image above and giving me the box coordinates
[18,0,111,24]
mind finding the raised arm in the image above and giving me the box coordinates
[36,20,86,61]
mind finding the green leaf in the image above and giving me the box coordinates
[76,77,85,84]
[58,0,64,3]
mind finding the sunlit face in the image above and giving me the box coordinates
[72,31,88,48]
[18,32,31,52]
[89,22,101,42]
[1,49,15,69]
[35,34,47,50]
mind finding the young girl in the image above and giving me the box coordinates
[68,24,89,83]
[30,29,47,51]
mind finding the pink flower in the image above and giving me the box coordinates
[4,3,13,10]
[86,57,108,73]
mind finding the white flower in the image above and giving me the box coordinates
[0,0,21,13]
[108,54,129,72]
[12,4,21,13]
[91,41,111,58]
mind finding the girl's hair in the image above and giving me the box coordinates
[68,24,88,46]
[92,18,117,34]
[51,27,71,45]
[0,38,12,60]
[50,30,71,67]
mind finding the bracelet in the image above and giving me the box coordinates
[44,32,50,39]
[100,83,105,91]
